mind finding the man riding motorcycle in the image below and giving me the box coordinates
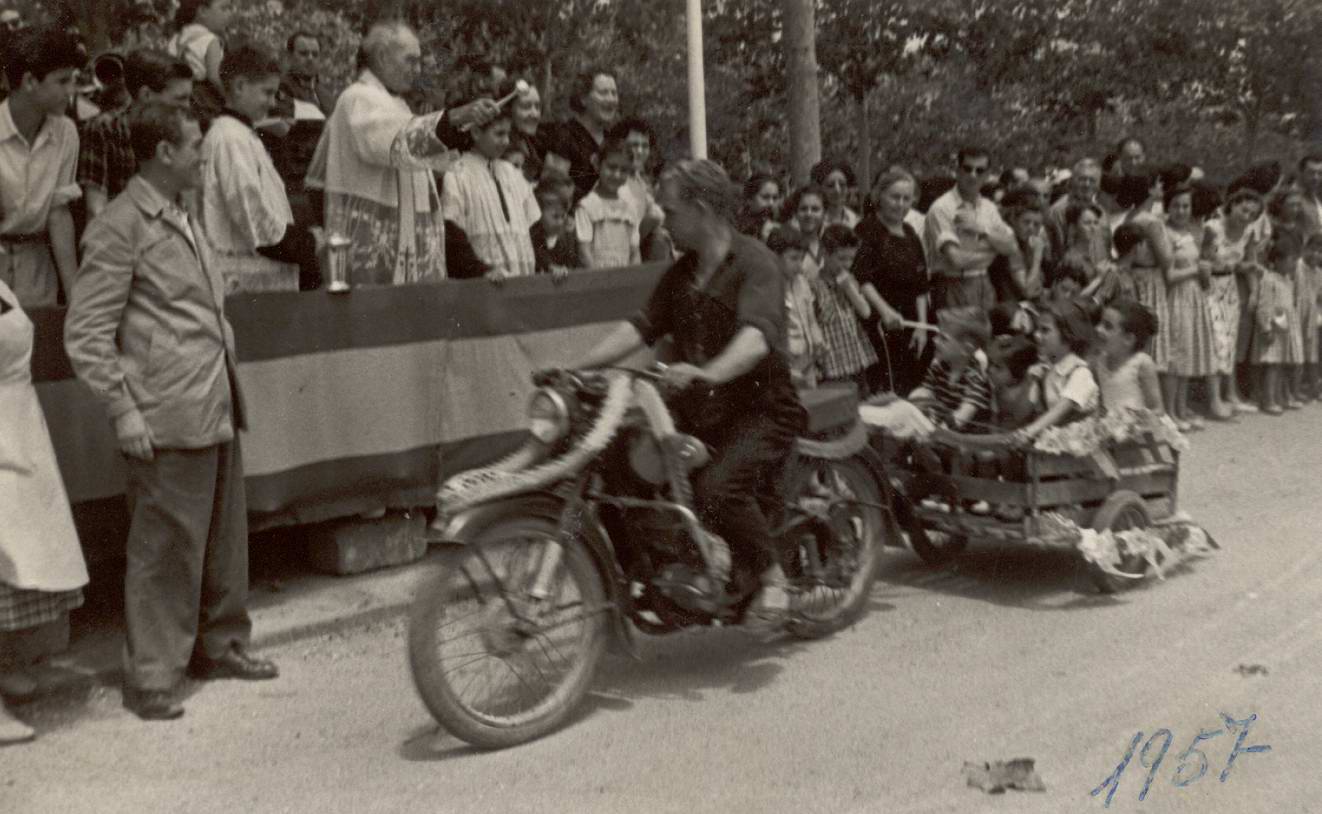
[571,159,808,626]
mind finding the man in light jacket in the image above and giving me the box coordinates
[64,103,277,722]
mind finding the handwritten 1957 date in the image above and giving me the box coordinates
[1090,712,1272,807]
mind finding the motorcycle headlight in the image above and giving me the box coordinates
[527,388,570,444]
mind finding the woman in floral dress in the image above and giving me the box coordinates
[1202,189,1263,413]
[1163,184,1225,428]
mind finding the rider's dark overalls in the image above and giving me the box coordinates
[629,233,808,581]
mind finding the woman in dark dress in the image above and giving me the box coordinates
[853,167,931,395]
[544,68,619,200]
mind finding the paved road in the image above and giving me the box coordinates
[5,410,1320,813]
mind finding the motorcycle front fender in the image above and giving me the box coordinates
[431,492,638,658]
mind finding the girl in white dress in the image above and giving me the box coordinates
[1094,298,1164,414]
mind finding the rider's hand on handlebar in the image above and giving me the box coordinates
[659,362,709,391]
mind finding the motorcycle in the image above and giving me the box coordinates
[407,366,897,749]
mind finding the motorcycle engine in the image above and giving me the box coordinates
[651,562,723,615]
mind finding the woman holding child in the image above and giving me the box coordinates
[547,68,620,200]
[1112,172,1175,388]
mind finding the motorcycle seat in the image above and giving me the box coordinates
[799,383,860,436]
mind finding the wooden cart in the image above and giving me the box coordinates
[889,427,1180,593]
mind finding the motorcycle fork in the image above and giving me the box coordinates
[520,481,588,611]
[528,536,565,602]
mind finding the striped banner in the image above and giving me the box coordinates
[32,265,665,560]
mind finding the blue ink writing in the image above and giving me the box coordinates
[1090,712,1272,807]
[1138,729,1172,800]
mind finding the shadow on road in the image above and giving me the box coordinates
[875,544,1143,612]
[398,689,636,760]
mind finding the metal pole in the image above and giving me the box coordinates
[686,0,708,159]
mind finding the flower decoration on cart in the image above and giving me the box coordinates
[1039,511,1219,582]
[1031,409,1190,458]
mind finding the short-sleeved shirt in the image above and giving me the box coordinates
[630,233,804,434]
[574,188,641,269]
[923,187,1014,279]
[77,109,137,200]
[919,352,993,431]
[0,101,81,306]
[1043,353,1099,413]
[0,101,82,235]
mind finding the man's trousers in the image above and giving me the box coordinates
[122,440,251,691]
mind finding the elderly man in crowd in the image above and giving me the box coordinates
[65,103,277,722]
[305,20,500,285]
[1045,156,1109,264]
[923,145,1022,312]
[78,50,195,219]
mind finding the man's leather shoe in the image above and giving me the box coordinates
[123,688,184,721]
[191,647,278,681]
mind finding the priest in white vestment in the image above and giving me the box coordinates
[305,21,500,285]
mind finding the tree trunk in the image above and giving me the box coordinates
[782,0,821,187]
[543,59,555,113]
[856,92,871,192]
[1243,111,1260,167]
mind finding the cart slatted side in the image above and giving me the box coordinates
[910,432,1180,545]
[1034,472,1176,506]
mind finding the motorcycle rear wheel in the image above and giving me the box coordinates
[784,454,885,639]
[408,516,608,749]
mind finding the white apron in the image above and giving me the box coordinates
[0,279,89,592]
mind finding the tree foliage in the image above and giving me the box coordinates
[47,0,1322,182]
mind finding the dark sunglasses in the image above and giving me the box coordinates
[960,164,988,175]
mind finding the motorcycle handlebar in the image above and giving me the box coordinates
[532,365,667,389]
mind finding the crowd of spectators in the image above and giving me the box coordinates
[745,142,1322,438]
[4,2,1322,742]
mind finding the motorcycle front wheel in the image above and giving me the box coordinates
[783,453,885,639]
[408,515,608,749]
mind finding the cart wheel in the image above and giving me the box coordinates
[1087,490,1154,594]
[904,472,969,567]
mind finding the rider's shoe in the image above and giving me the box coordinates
[744,581,790,635]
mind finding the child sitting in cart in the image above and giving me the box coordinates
[1012,300,1100,443]
[908,307,994,432]
[1094,298,1164,414]
[988,334,1042,430]
[969,334,1044,505]
[858,308,991,456]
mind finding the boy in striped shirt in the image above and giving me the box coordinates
[909,307,994,432]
